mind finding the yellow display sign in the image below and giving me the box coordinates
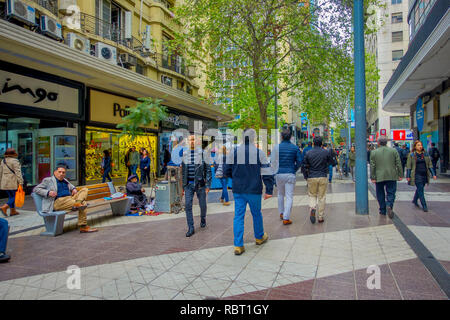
[89,89,159,130]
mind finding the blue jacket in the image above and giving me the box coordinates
[271,141,303,174]
[140,156,151,170]
[224,142,274,195]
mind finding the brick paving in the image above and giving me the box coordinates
[0,174,448,300]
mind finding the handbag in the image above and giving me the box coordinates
[15,184,25,208]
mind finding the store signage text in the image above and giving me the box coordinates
[1,78,58,103]
[164,114,189,127]
[113,103,131,118]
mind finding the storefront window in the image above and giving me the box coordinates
[0,116,79,186]
[85,127,157,184]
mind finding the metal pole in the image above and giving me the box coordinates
[354,0,369,214]
[274,85,278,144]
[348,95,351,151]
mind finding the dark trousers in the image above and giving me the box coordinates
[102,168,112,183]
[140,168,151,185]
[432,160,438,175]
[375,180,397,214]
[184,183,207,229]
[413,174,428,209]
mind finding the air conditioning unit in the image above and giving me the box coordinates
[94,42,117,65]
[6,0,36,27]
[119,53,137,67]
[65,33,90,54]
[40,15,63,40]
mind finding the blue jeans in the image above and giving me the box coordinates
[432,160,438,175]
[184,183,207,229]
[233,193,264,247]
[102,168,112,183]
[413,174,427,209]
[375,180,397,214]
[220,177,229,202]
[328,165,333,182]
[130,165,138,177]
[6,190,16,208]
[140,168,151,185]
[0,218,9,254]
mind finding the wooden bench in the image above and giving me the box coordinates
[31,182,132,236]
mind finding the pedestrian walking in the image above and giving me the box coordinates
[370,136,403,218]
[406,140,437,212]
[401,144,409,176]
[270,127,303,225]
[129,146,140,178]
[224,128,274,255]
[33,165,98,233]
[101,150,112,183]
[327,144,337,183]
[214,145,230,206]
[0,218,10,263]
[140,149,151,186]
[181,135,211,237]
[0,148,23,217]
[428,142,440,176]
[303,141,312,155]
[348,146,356,181]
[302,136,332,224]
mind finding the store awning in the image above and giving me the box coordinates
[0,20,233,123]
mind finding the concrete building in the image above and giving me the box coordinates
[366,0,412,147]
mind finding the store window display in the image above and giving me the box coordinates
[85,127,157,184]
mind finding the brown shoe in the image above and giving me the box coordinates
[223,201,231,206]
[255,232,268,245]
[318,218,324,223]
[234,246,245,255]
[283,219,292,225]
[0,204,9,217]
[72,203,88,211]
[9,208,19,216]
[79,226,98,233]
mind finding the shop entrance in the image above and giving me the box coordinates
[0,115,79,190]
[85,127,157,185]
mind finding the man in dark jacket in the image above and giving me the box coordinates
[224,129,274,255]
[181,135,212,237]
[303,136,332,224]
[271,127,303,225]
[429,142,440,175]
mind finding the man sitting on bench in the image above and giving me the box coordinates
[33,165,98,233]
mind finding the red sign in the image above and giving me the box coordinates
[380,129,386,136]
[392,130,406,141]
[369,135,374,142]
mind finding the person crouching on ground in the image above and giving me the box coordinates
[181,135,211,237]
[302,136,332,224]
[270,126,303,225]
[33,165,98,233]
[224,128,274,255]
[0,148,23,217]
[126,174,148,212]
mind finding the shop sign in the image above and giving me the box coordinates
[163,113,189,127]
[89,89,158,129]
[0,70,79,114]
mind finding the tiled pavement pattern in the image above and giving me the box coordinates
[0,174,449,300]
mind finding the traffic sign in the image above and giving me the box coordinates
[392,130,406,140]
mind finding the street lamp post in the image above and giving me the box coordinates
[354,0,369,214]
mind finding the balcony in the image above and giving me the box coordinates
[157,52,186,76]
[79,12,144,53]
[32,0,58,16]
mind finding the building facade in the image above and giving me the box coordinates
[366,0,412,146]
[0,0,231,190]
[383,0,449,173]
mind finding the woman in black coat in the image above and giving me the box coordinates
[126,174,148,211]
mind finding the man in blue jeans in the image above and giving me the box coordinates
[0,218,10,263]
[225,129,274,255]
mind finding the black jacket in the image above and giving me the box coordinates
[303,146,332,178]
[181,149,212,189]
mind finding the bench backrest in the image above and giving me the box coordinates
[77,183,115,201]
[31,192,44,216]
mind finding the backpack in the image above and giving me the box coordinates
[432,148,440,160]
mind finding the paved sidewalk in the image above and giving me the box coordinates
[0,175,448,300]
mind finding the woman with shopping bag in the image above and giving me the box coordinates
[0,148,24,216]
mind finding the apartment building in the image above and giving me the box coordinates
[366,0,411,146]
[0,0,231,188]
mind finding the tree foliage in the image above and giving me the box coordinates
[170,0,382,131]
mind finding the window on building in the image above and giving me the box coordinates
[390,116,410,129]
[391,0,402,4]
[391,12,403,24]
[161,75,172,87]
[136,63,145,75]
[392,31,403,42]
[392,50,403,61]
[186,85,193,95]
[177,80,185,92]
